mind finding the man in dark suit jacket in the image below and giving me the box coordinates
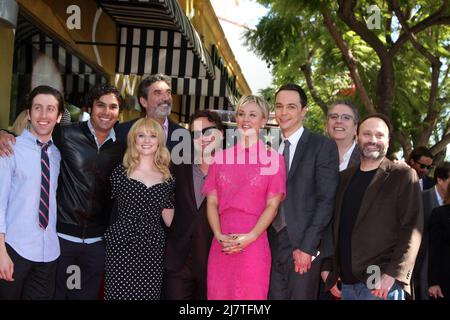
[268,84,339,300]
[163,110,224,299]
[323,113,423,300]
[116,74,187,151]
[413,163,450,300]
[319,100,361,300]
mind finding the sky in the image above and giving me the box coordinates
[210,0,273,94]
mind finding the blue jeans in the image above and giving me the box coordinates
[341,282,405,300]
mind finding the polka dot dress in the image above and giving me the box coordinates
[104,164,175,300]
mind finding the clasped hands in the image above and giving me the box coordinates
[215,232,257,255]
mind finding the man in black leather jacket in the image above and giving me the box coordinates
[52,84,126,299]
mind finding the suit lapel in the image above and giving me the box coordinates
[354,158,391,228]
[288,128,309,180]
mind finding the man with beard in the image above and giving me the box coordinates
[322,113,423,300]
[163,110,224,299]
[117,74,187,152]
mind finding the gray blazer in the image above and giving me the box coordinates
[282,128,339,258]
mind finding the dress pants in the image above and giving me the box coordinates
[268,227,321,300]
[0,243,57,300]
[163,253,207,300]
[54,237,105,300]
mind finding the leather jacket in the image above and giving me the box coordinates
[53,121,126,238]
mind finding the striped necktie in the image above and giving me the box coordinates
[37,140,52,230]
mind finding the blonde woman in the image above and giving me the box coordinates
[202,95,286,299]
[104,118,175,300]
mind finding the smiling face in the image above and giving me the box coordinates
[357,117,390,161]
[89,93,120,135]
[27,93,62,142]
[139,80,172,121]
[135,130,159,157]
[236,101,267,138]
[275,90,308,138]
[326,104,357,144]
[191,117,223,159]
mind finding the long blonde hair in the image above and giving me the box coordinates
[123,118,171,180]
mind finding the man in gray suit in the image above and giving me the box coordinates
[414,163,450,300]
[268,84,339,300]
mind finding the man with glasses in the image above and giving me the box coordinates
[163,110,224,300]
[326,101,361,172]
[407,146,435,190]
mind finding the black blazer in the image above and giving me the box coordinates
[428,204,450,296]
[422,175,435,190]
[116,117,187,151]
[281,128,339,258]
[165,163,213,274]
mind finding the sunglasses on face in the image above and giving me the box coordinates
[416,161,432,170]
[327,113,354,122]
[191,126,217,139]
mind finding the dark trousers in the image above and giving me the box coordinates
[54,237,105,300]
[0,244,57,300]
[163,253,207,300]
[268,228,321,300]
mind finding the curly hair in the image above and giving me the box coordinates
[123,118,171,181]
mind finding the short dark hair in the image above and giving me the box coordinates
[27,85,64,115]
[86,84,123,109]
[357,113,393,136]
[275,83,307,108]
[407,146,434,163]
[434,162,450,183]
[138,74,172,100]
[328,100,359,124]
[189,109,224,132]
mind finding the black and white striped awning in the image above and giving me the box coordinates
[116,27,210,79]
[100,0,214,78]
[14,31,107,96]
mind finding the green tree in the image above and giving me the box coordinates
[246,0,450,160]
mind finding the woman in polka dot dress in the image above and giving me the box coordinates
[104,118,175,300]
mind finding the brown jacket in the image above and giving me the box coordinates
[325,158,423,294]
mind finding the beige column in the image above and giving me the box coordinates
[0,27,14,128]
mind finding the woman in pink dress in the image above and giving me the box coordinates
[203,95,286,300]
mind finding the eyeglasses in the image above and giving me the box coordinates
[327,113,354,122]
[191,126,217,139]
[416,161,433,170]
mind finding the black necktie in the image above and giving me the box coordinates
[37,140,51,229]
